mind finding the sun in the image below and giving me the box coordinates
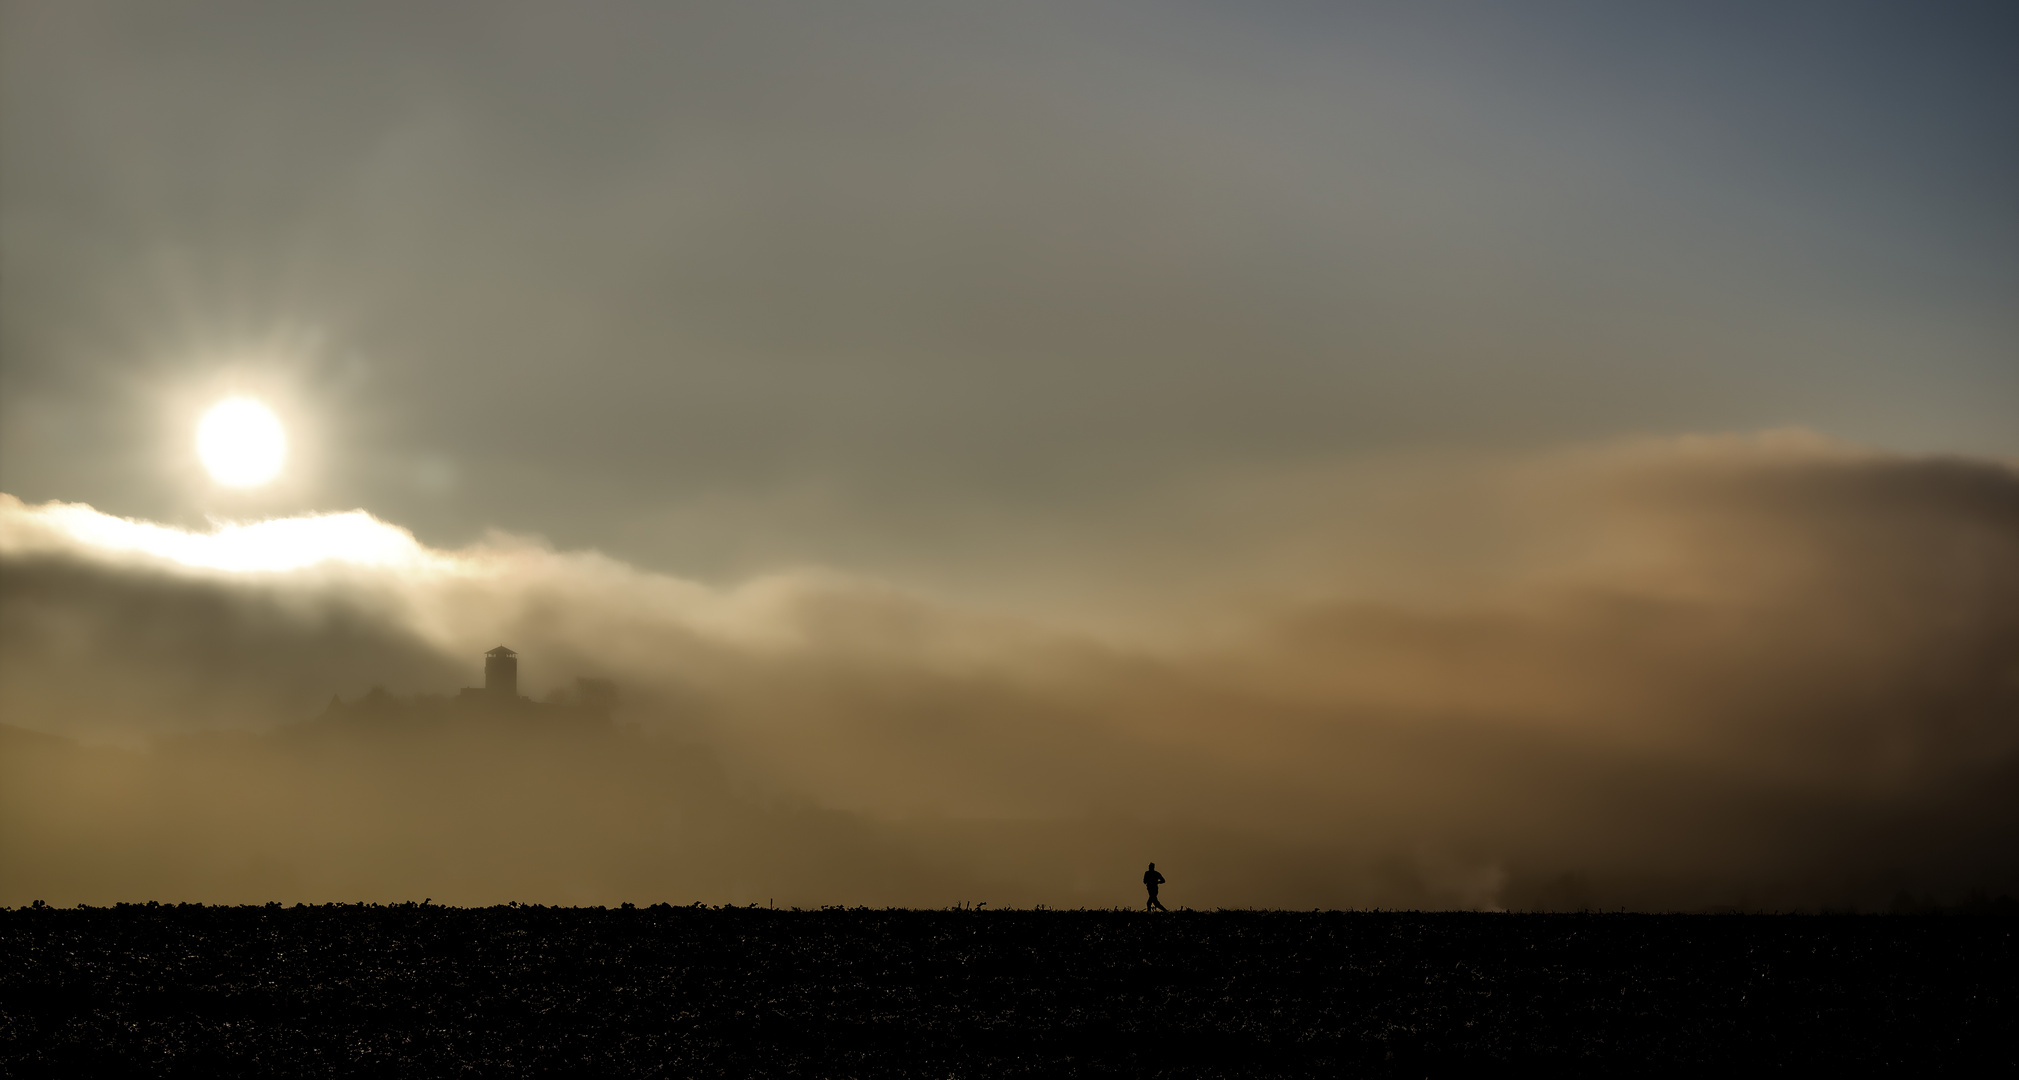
[197,397,287,487]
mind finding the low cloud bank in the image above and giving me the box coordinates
[3,433,2015,910]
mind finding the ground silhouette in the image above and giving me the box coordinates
[2,905,2012,1076]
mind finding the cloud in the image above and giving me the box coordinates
[3,433,2016,909]
[6,1,2013,571]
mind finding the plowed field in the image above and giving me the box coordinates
[3,906,2012,1076]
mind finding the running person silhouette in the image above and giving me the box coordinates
[1143,862,1168,911]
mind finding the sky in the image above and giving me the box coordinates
[1,1,2015,909]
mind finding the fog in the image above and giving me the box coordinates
[3,3,2014,914]
[5,432,2013,910]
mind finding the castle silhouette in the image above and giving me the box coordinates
[321,646,617,723]
[454,644,616,712]
[482,645,519,697]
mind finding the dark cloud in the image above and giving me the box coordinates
[4,436,2014,909]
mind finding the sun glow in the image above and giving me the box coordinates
[197,398,287,487]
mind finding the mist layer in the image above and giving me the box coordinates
[4,433,2015,910]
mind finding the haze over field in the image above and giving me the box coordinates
[6,434,2015,910]
[2,2,2015,909]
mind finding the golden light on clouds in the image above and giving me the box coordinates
[1,3,2014,914]
[3,498,433,574]
[2,435,2013,909]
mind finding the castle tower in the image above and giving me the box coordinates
[484,645,518,698]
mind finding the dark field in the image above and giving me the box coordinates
[2,905,2013,1076]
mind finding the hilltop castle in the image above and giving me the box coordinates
[321,646,616,723]
[457,645,616,711]
[483,645,518,697]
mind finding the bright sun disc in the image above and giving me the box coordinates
[197,398,287,487]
